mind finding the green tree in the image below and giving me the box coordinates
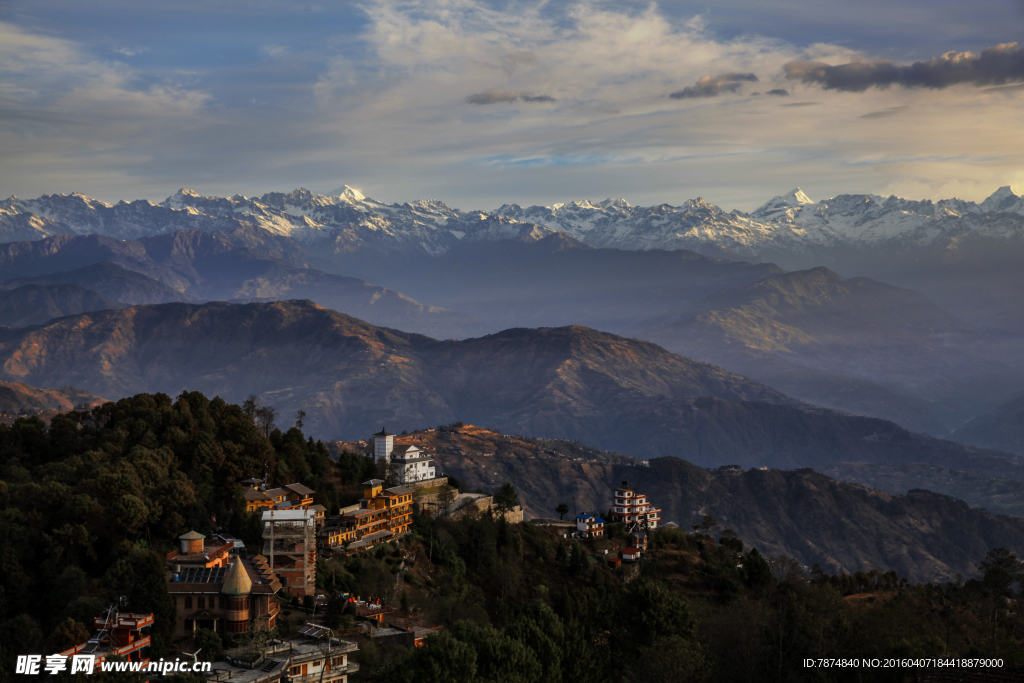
[494,482,519,516]
[555,503,569,520]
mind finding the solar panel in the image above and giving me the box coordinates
[299,623,330,638]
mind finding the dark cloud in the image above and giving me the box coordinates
[766,88,789,96]
[670,72,759,98]
[465,89,556,104]
[466,89,519,104]
[785,42,1024,92]
[859,106,908,119]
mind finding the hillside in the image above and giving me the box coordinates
[1,299,1021,478]
[2,261,188,305]
[643,267,1021,434]
[0,283,128,327]
[954,391,1024,454]
[335,425,1024,582]
[0,231,482,338]
[0,380,107,417]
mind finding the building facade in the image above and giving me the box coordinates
[370,429,437,485]
[316,480,414,554]
[576,513,606,538]
[167,539,282,638]
[262,509,317,596]
[609,480,661,531]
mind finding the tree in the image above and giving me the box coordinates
[123,551,176,657]
[555,503,569,521]
[438,484,457,518]
[494,482,519,517]
[700,514,718,536]
[978,547,1024,642]
[295,410,306,429]
[255,405,277,438]
[191,628,222,662]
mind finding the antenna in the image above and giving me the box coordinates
[571,496,577,518]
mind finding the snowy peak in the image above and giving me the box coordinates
[980,185,1023,213]
[751,188,815,218]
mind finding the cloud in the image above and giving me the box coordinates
[670,72,759,98]
[780,102,820,107]
[859,106,908,119]
[785,42,1024,92]
[465,89,556,104]
[466,89,519,104]
[766,88,789,96]
[112,46,148,57]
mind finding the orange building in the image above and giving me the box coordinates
[317,480,414,554]
[60,611,154,668]
[243,480,317,513]
[166,531,233,569]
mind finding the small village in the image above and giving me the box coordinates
[51,427,668,682]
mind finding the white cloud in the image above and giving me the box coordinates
[1,2,1022,210]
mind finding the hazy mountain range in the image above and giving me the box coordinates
[1,184,1020,450]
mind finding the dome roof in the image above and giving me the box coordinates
[221,561,252,596]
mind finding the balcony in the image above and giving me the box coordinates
[287,663,360,683]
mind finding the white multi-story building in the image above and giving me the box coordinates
[609,480,661,530]
[576,513,605,538]
[370,429,437,485]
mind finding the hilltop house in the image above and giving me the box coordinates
[576,513,605,538]
[371,429,437,485]
[609,480,661,531]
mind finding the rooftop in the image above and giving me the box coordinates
[373,428,394,437]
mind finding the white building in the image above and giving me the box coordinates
[609,480,661,531]
[371,429,437,485]
[576,513,605,538]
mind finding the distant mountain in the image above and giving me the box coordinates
[2,262,186,305]
[6,184,1022,337]
[0,187,558,258]
[0,284,128,327]
[0,300,1019,480]
[641,267,1022,433]
[954,391,1024,455]
[0,232,483,338]
[0,380,107,415]
[357,235,783,331]
[346,426,1024,582]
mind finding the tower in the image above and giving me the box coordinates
[372,428,395,465]
[221,560,253,634]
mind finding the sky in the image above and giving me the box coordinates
[0,0,1023,211]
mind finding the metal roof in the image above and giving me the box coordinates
[221,561,252,596]
[179,531,206,540]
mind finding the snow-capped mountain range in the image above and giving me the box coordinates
[2,185,1022,259]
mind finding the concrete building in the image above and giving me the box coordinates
[389,444,436,485]
[59,611,154,669]
[167,552,282,638]
[211,631,358,683]
[316,480,414,555]
[262,509,317,596]
[244,481,317,514]
[609,480,661,531]
[166,531,234,569]
[576,513,606,538]
[370,429,437,485]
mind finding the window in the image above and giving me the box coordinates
[185,596,192,609]
[198,597,205,609]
